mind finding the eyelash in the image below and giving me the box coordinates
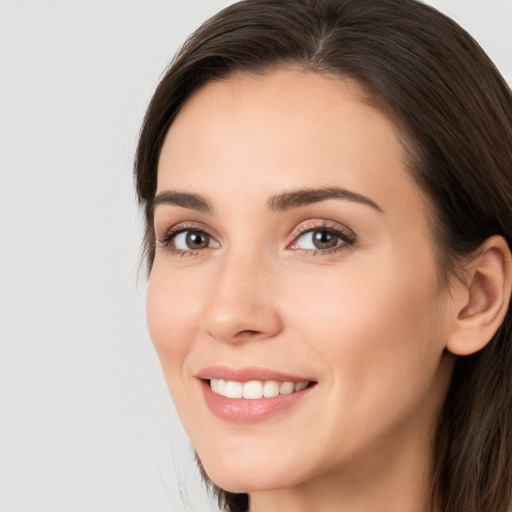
[156,221,356,258]
[156,222,213,258]
[289,221,357,256]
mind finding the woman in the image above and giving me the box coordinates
[135,0,512,511]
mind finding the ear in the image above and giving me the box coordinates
[446,235,512,356]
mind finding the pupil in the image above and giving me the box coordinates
[186,231,208,249]
[313,230,337,249]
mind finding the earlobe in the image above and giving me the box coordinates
[446,235,512,356]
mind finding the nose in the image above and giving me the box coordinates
[200,249,283,344]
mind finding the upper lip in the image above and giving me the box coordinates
[195,366,315,383]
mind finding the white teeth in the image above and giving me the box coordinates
[225,381,243,399]
[210,378,219,394]
[209,379,310,399]
[280,382,295,395]
[263,380,280,398]
[294,381,309,392]
[243,380,263,399]
[217,379,227,395]
[211,378,226,395]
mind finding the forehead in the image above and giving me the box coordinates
[157,69,425,220]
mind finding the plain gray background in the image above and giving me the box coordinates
[1,1,511,511]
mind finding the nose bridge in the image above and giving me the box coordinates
[201,242,282,343]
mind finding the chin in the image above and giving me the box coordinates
[197,448,306,494]
[206,470,288,495]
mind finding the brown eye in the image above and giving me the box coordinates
[168,229,219,251]
[290,225,355,253]
[311,230,338,249]
[185,231,210,249]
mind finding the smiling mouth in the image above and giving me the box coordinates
[208,379,313,399]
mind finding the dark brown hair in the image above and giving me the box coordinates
[135,1,512,511]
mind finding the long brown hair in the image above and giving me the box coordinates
[135,1,512,511]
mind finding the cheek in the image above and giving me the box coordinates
[288,259,438,345]
[146,265,202,375]
[283,253,448,413]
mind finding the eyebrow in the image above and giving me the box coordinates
[151,186,382,215]
[267,186,383,213]
[151,191,213,214]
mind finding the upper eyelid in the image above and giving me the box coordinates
[290,220,356,238]
[155,220,215,237]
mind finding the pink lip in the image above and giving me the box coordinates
[195,366,317,424]
[195,365,314,383]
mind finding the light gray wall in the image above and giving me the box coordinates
[0,1,510,511]
[431,0,512,84]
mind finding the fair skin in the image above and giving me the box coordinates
[146,69,511,512]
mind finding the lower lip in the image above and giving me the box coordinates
[200,380,315,424]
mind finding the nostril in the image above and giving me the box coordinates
[233,329,265,339]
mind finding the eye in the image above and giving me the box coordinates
[157,226,220,254]
[289,223,356,253]
[295,229,339,250]
[173,230,215,250]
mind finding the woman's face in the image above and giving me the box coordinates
[147,70,456,494]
